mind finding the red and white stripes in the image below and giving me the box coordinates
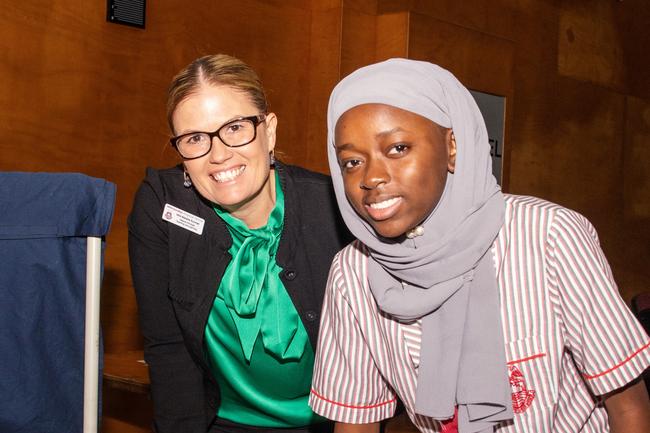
[309,195,650,432]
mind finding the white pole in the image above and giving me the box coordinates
[83,236,102,433]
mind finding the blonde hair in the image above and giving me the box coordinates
[166,54,269,133]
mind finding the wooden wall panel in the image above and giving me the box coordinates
[375,13,409,60]
[558,1,626,91]
[617,95,650,298]
[376,0,519,41]
[301,5,344,173]
[509,76,626,240]
[618,1,650,99]
[624,96,650,220]
[340,7,377,78]
[2,0,649,431]
[406,13,515,98]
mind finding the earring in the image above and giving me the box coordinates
[270,152,276,167]
[183,170,192,188]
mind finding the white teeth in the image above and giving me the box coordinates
[369,197,400,210]
[212,166,245,183]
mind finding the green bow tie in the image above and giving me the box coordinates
[214,172,307,361]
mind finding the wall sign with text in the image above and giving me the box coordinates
[469,90,505,185]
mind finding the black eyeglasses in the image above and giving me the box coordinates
[170,114,266,160]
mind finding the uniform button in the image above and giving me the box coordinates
[284,270,296,280]
[305,310,318,322]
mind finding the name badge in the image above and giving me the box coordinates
[162,203,205,235]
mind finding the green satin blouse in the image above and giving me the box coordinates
[204,171,323,427]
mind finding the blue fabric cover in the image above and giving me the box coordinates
[0,172,116,433]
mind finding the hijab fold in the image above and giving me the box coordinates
[327,58,513,433]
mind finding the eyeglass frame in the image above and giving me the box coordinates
[169,114,267,160]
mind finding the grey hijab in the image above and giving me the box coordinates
[327,59,513,433]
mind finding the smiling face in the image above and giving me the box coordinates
[334,103,456,239]
[172,84,277,227]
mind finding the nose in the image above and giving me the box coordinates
[207,136,233,163]
[360,158,389,190]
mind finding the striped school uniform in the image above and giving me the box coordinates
[309,195,650,432]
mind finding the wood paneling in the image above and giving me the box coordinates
[407,13,515,96]
[558,1,626,91]
[340,7,377,78]
[618,1,650,99]
[2,0,649,431]
[376,13,409,60]
[376,0,519,41]
[510,76,625,231]
[103,385,152,433]
[624,96,650,220]
[617,95,650,299]
[302,5,343,173]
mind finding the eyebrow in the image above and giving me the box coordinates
[175,115,249,136]
[335,142,354,151]
[335,127,408,151]
[376,127,407,138]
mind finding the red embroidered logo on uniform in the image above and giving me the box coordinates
[509,365,536,413]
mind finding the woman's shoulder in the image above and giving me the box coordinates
[503,194,592,223]
[328,240,370,293]
[278,161,332,187]
[503,193,565,213]
[332,241,368,272]
[278,162,355,248]
[131,164,199,216]
[140,165,184,188]
[134,165,186,197]
[278,161,340,213]
[502,193,599,242]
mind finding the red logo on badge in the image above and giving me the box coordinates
[509,365,536,413]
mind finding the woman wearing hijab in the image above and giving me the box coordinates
[309,58,650,433]
[128,54,350,433]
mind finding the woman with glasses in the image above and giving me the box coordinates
[128,54,350,433]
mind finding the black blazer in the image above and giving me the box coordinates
[128,162,351,433]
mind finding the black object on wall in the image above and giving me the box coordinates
[107,0,146,29]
